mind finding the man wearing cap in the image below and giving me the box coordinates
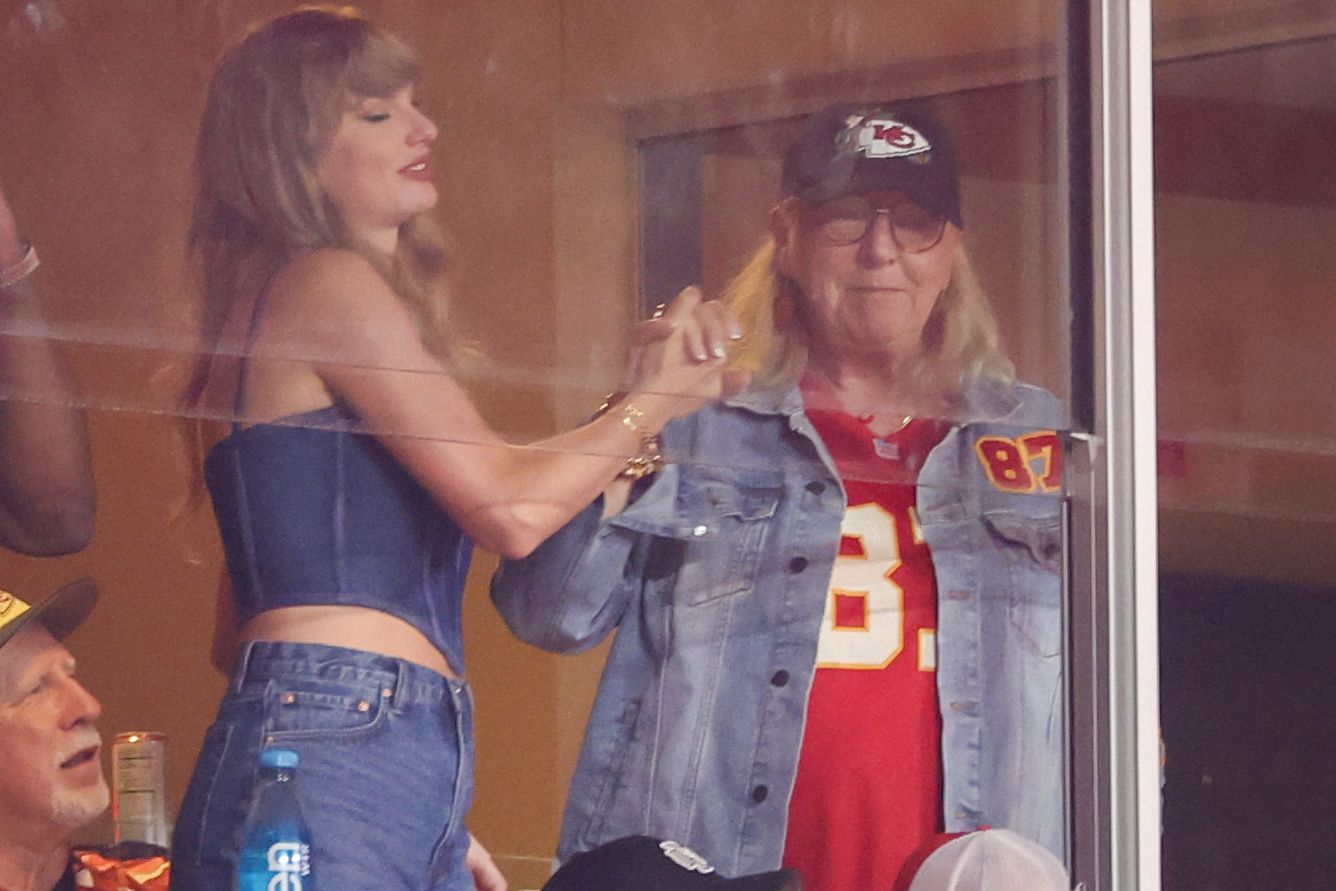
[0,580,108,891]
[905,829,1072,891]
[494,104,1064,888]
[0,181,96,557]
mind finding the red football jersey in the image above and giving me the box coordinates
[782,392,947,891]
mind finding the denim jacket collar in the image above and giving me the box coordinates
[724,380,804,418]
[725,373,1027,426]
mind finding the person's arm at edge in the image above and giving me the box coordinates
[0,183,95,556]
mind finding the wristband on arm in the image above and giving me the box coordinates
[0,242,39,290]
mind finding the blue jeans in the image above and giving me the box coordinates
[170,641,475,890]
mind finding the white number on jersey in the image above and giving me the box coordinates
[816,504,906,670]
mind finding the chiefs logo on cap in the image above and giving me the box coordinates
[844,114,933,160]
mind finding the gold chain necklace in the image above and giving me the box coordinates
[856,411,915,434]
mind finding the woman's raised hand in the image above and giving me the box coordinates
[627,286,749,422]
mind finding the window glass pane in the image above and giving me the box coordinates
[1154,11,1336,890]
[1,2,1079,887]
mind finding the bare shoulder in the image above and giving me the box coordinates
[261,249,424,363]
[270,249,401,320]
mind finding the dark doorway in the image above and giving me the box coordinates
[1160,573,1336,891]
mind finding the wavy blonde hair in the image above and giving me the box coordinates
[182,4,454,420]
[720,231,1013,413]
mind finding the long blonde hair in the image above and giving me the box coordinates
[182,5,454,422]
[720,234,1013,413]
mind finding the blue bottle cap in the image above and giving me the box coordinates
[259,748,299,769]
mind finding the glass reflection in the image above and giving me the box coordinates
[0,1,1077,888]
[1154,32,1336,891]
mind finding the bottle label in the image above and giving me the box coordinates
[265,841,311,890]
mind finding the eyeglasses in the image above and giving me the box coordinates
[799,196,948,253]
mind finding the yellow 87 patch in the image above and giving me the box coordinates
[974,430,1063,493]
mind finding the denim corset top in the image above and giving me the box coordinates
[205,405,472,672]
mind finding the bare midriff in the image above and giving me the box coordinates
[239,605,459,680]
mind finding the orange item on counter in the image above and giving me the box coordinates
[71,850,170,891]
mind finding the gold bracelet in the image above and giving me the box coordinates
[0,242,39,290]
[607,398,663,481]
[619,402,651,439]
[593,391,626,418]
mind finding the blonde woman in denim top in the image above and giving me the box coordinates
[494,105,1066,888]
[169,8,736,891]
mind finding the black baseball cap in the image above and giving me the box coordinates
[781,103,963,227]
[542,836,803,891]
[0,579,99,650]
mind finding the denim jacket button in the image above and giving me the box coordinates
[751,784,769,803]
[692,525,709,537]
[770,670,790,687]
[805,481,826,496]
[788,557,808,573]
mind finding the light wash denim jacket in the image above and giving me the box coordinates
[491,376,1067,875]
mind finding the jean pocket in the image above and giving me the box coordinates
[263,678,389,741]
[673,468,781,605]
[983,509,1063,658]
[983,509,1063,571]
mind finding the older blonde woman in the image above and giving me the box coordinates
[170,7,733,890]
[494,105,1066,890]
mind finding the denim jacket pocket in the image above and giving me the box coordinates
[672,468,781,606]
[982,509,1063,658]
[262,677,389,741]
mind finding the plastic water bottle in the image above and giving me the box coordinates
[236,748,314,891]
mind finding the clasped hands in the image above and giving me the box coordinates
[626,285,750,417]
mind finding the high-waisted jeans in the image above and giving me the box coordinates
[169,640,475,890]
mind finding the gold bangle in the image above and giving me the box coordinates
[0,242,39,290]
[620,451,664,480]
[619,402,650,439]
[593,391,626,418]
[616,401,663,481]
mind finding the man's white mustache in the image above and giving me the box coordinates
[54,729,102,768]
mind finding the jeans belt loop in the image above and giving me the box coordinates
[454,677,473,715]
[389,656,411,710]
